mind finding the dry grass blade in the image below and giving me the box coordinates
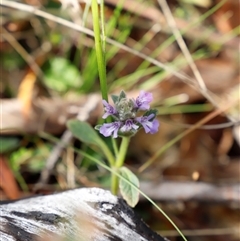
[157,0,207,91]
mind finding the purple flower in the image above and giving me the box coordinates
[120,119,139,133]
[102,100,117,119]
[134,91,153,111]
[99,121,122,138]
[97,90,159,138]
[136,114,159,134]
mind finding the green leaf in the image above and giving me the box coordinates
[10,147,32,172]
[94,124,102,131]
[67,119,115,166]
[0,136,20,153]
[44,57,82,93]
[119,167,140,207]
[67,120,104,147]
[144,109,158,120]
[118,90,126,101]
[111,94,119,104]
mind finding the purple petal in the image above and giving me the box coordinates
[134,91,153,110]
[141,121,152,133]
[120,119,139,132]
[99,121,121,138]
[102,100,117,119]
[149,119,159,134]
[136,114,159,134]
[102,112,112,119]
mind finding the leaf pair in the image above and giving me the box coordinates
[67,119,139,207]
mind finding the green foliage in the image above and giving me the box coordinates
[157,103,213,115]
[43,57,82,93]
[67,120,104,147]
[91,0,108,101]
[80,50,98,92]
[10,145,49,172]
[3,1,231,239]
[1,51,25,71]
[67,119,141,206]
[119,167,139,207]
[80,147,103,170]
[49,32,63,46]
[111,94,119,104]
[118,90,126,101]
[144,109,158,119]
[9,144,50,191]
[44,0,61,8]
[67,119,115,166]
[0,136,20,153]
[10,147,32,172]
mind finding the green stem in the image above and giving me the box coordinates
[91,0,108,101]
[111,137,130,194]
[112,137,119,157]
[91,0,118,178]
[100,142,115,167]
[100,0,106,56]
[115,137,130,167]
[111,168,119,195]
[15,171,28,192]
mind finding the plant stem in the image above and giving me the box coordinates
[112,137,119,157]
[115,137,130,168]
[111,137,130,194]
[91,0,108,101]
[111,168,119,195]
[100,0,106,56]
[91,0,119,183]
[100,142,115,167]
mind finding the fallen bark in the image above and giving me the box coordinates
[0,188,168,241]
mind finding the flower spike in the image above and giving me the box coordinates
[97,90,159,138]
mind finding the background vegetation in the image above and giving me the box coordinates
[1,0,239,240]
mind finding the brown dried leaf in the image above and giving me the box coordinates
[17,69,36,119]
[0,155,20,199]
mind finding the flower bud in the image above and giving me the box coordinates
[116,98,135,121]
